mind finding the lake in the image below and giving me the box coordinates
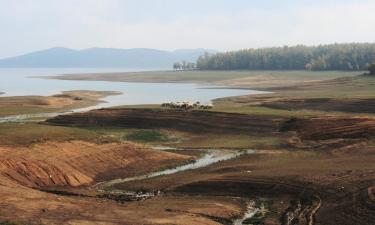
[0,68,265,110]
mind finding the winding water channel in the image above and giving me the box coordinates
[97,149,255,191]
[94,148,260,225]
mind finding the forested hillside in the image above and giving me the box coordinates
[197,43,375,71]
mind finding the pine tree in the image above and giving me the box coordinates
[368,63,375,75]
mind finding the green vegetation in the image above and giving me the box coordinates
[0,220,31,225]
[0,105,59,117]
[369,63,375,75]
[175,134,282,149]
[173,61,196,71]
[279,75,375,98]
[0,123,111,146]
[197,43,375,71]
[0,90,118,117]
[84,127,181,144]
[212,104,325,118]
[0,122,181,147]
[0,221,16,225]
[126,130,178,142]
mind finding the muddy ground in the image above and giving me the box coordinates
[46,108,375,225]
[46,108,283,135]
[0,73,374,225]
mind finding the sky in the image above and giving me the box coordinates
[1,0,375,58]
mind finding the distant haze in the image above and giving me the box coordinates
[1,0,375,59]
[0,48,211,68]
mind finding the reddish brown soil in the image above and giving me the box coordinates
[1,141,245,225]
[0,141,192,188]
[0,180,241,225]
[113,148,375,225]
[79,110,374,225]
[3,107,375,224]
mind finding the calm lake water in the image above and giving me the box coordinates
[0,68,264,109]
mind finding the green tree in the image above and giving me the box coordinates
[368,63,375,75]
[196,43,375,71]
[173,62,181,71]
[181,60,187,70]
[187,62,196,70]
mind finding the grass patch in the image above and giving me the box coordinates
[0,221,31,225]
[0,123,112,146]
[175,134,283,149]
[0,90,118,117]
[125,130,180,143]
[212,105,322,118]
[112,104,161,109]
[0,105,59,117]
[369,138,375,147]
[276,76,375,99]
[84,127,181,144]
[0,222,16,225]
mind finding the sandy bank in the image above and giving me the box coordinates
[0,90,121,117]
[49,70,360,89]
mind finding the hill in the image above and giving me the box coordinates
[0,47,210,68]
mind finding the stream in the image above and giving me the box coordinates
[93,148,260,225]
[95,149,255,191]
[233,201,261,225]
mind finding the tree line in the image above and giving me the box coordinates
[369,63,375,75]
[173,61,196,71]
[196,43,375,71]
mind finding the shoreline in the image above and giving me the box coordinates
[0,70,374,224]
[0,90,121,118]
[48,70,362,90]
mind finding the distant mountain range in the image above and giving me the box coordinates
[0,47,213,68]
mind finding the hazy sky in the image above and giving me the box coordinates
[1,0,375,58]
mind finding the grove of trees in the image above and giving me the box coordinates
[369,63,375,75]
[196,43,375,71]
[173,61,196,71]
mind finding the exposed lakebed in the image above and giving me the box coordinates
[93,148,261,225]
[96,148,255,191]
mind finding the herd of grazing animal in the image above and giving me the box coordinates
[161,101,213,110]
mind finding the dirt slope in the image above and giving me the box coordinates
[1,141,239,225]
[0,141,192,188]
[0,176,240,225]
